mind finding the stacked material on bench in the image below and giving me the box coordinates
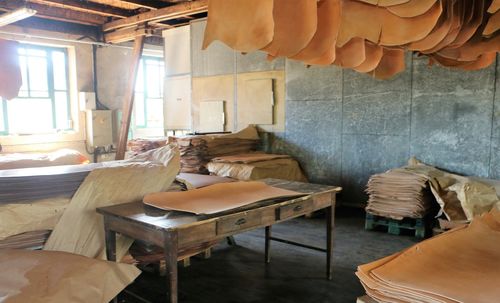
[171,126,260,174]
[366,169,434,220]
[208,153,307,182]
[356,210,500,303]
[0,149,89,170]
[0,163,103,204]
[0,230,51,250]
[127,138,167,155]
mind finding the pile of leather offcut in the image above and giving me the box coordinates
[127,138,167,156]
[356,209,500,303]
[203,0,500,80]
[366,169,435,220]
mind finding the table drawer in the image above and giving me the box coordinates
[217,211,262,235]
[278,199,314,220]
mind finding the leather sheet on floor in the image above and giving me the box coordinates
[0,249,139,303]
[357,210,500,303]
[210,153,291,164]
[144,181,305,215]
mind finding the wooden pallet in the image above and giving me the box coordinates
[365,213,427,238]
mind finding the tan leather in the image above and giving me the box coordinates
[334,37,367,68]
[352,42,384,73]
[0,39,22,100]
[368,48,406,80]
[262,0,317,58]
[483,10,500,36]
[358,210,500,303]
[488,0,500,13]
[202,0,274,52]
[291,0,341,64]
[386,0,437,18]
[144,181,304,215]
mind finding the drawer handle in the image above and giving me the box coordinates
[235,218,247,226]
[293,205,303,212]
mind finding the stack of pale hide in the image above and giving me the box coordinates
[127,138,167,156]
[170,125,260,174]
[366,169,434,219]
[357,209,500,303]
[207,153,307,182]
[366,158,500,224]
[203,0,500,79]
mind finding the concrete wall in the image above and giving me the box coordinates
[190,19,500,206]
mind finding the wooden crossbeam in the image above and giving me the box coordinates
[0,0,108,25]
[115,36,145,160]
[103,0,207,32]
[29,0,134,18]
[116,0,167,10]
[104,25,155,43]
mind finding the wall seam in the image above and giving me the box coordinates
[408,53,414,160]
[340,68,345,190]
[488,57,498,178]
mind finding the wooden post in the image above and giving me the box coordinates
[115,35,145,160]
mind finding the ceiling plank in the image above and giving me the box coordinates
[103,0,207,31]
[0,0,108,25]
[113,0,167,10]
[29,0,135,18]
[104,25,155,43]
[9,16,100,39]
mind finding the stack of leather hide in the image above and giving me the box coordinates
[356,209,500,303]
[208,153,308,182]
[203,0,500,80]
[127,138,167,156]
[365,169,434,220]
[0,163,102,204]
[170,126,260,174]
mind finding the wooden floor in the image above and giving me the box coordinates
[120,207,419,303]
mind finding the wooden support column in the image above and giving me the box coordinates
[115,35,145,160]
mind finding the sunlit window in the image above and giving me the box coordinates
[0,44,71,135]
[134,56,164,128]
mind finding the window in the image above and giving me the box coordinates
[134,56,165,129]
[0,44,71,135]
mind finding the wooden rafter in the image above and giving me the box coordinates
[107,0,166,10]
[29,0,134,18]
[104,25,155,43]
[103,0,207,31]
[0,0,108,25]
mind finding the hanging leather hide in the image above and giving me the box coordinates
[0,39,22,100]
[368,48,406,80]
[202,0,275,52]
[262,0,317,58]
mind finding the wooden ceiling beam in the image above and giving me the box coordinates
[0,0,108,25]
[28,0,134,18]
[10,16,100,39]
[114,0,168,10]
[103,0,207,31]
[104,25,156,43]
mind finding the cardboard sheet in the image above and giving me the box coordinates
[0,39,22,100]
[0,249,139,303]
[357,210,500,303]
[143,181,305,215]
[208,158,308,182]
[43,145,180,260]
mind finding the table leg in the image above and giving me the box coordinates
[163,231,179,303]
[104,221,118,303]
[326,204,335,280]
[265,226,272,264]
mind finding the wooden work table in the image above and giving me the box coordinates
[97,179,342,303]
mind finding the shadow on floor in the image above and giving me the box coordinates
[120,207,419,303]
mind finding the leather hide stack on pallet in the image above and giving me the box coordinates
[365,169,435,220]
